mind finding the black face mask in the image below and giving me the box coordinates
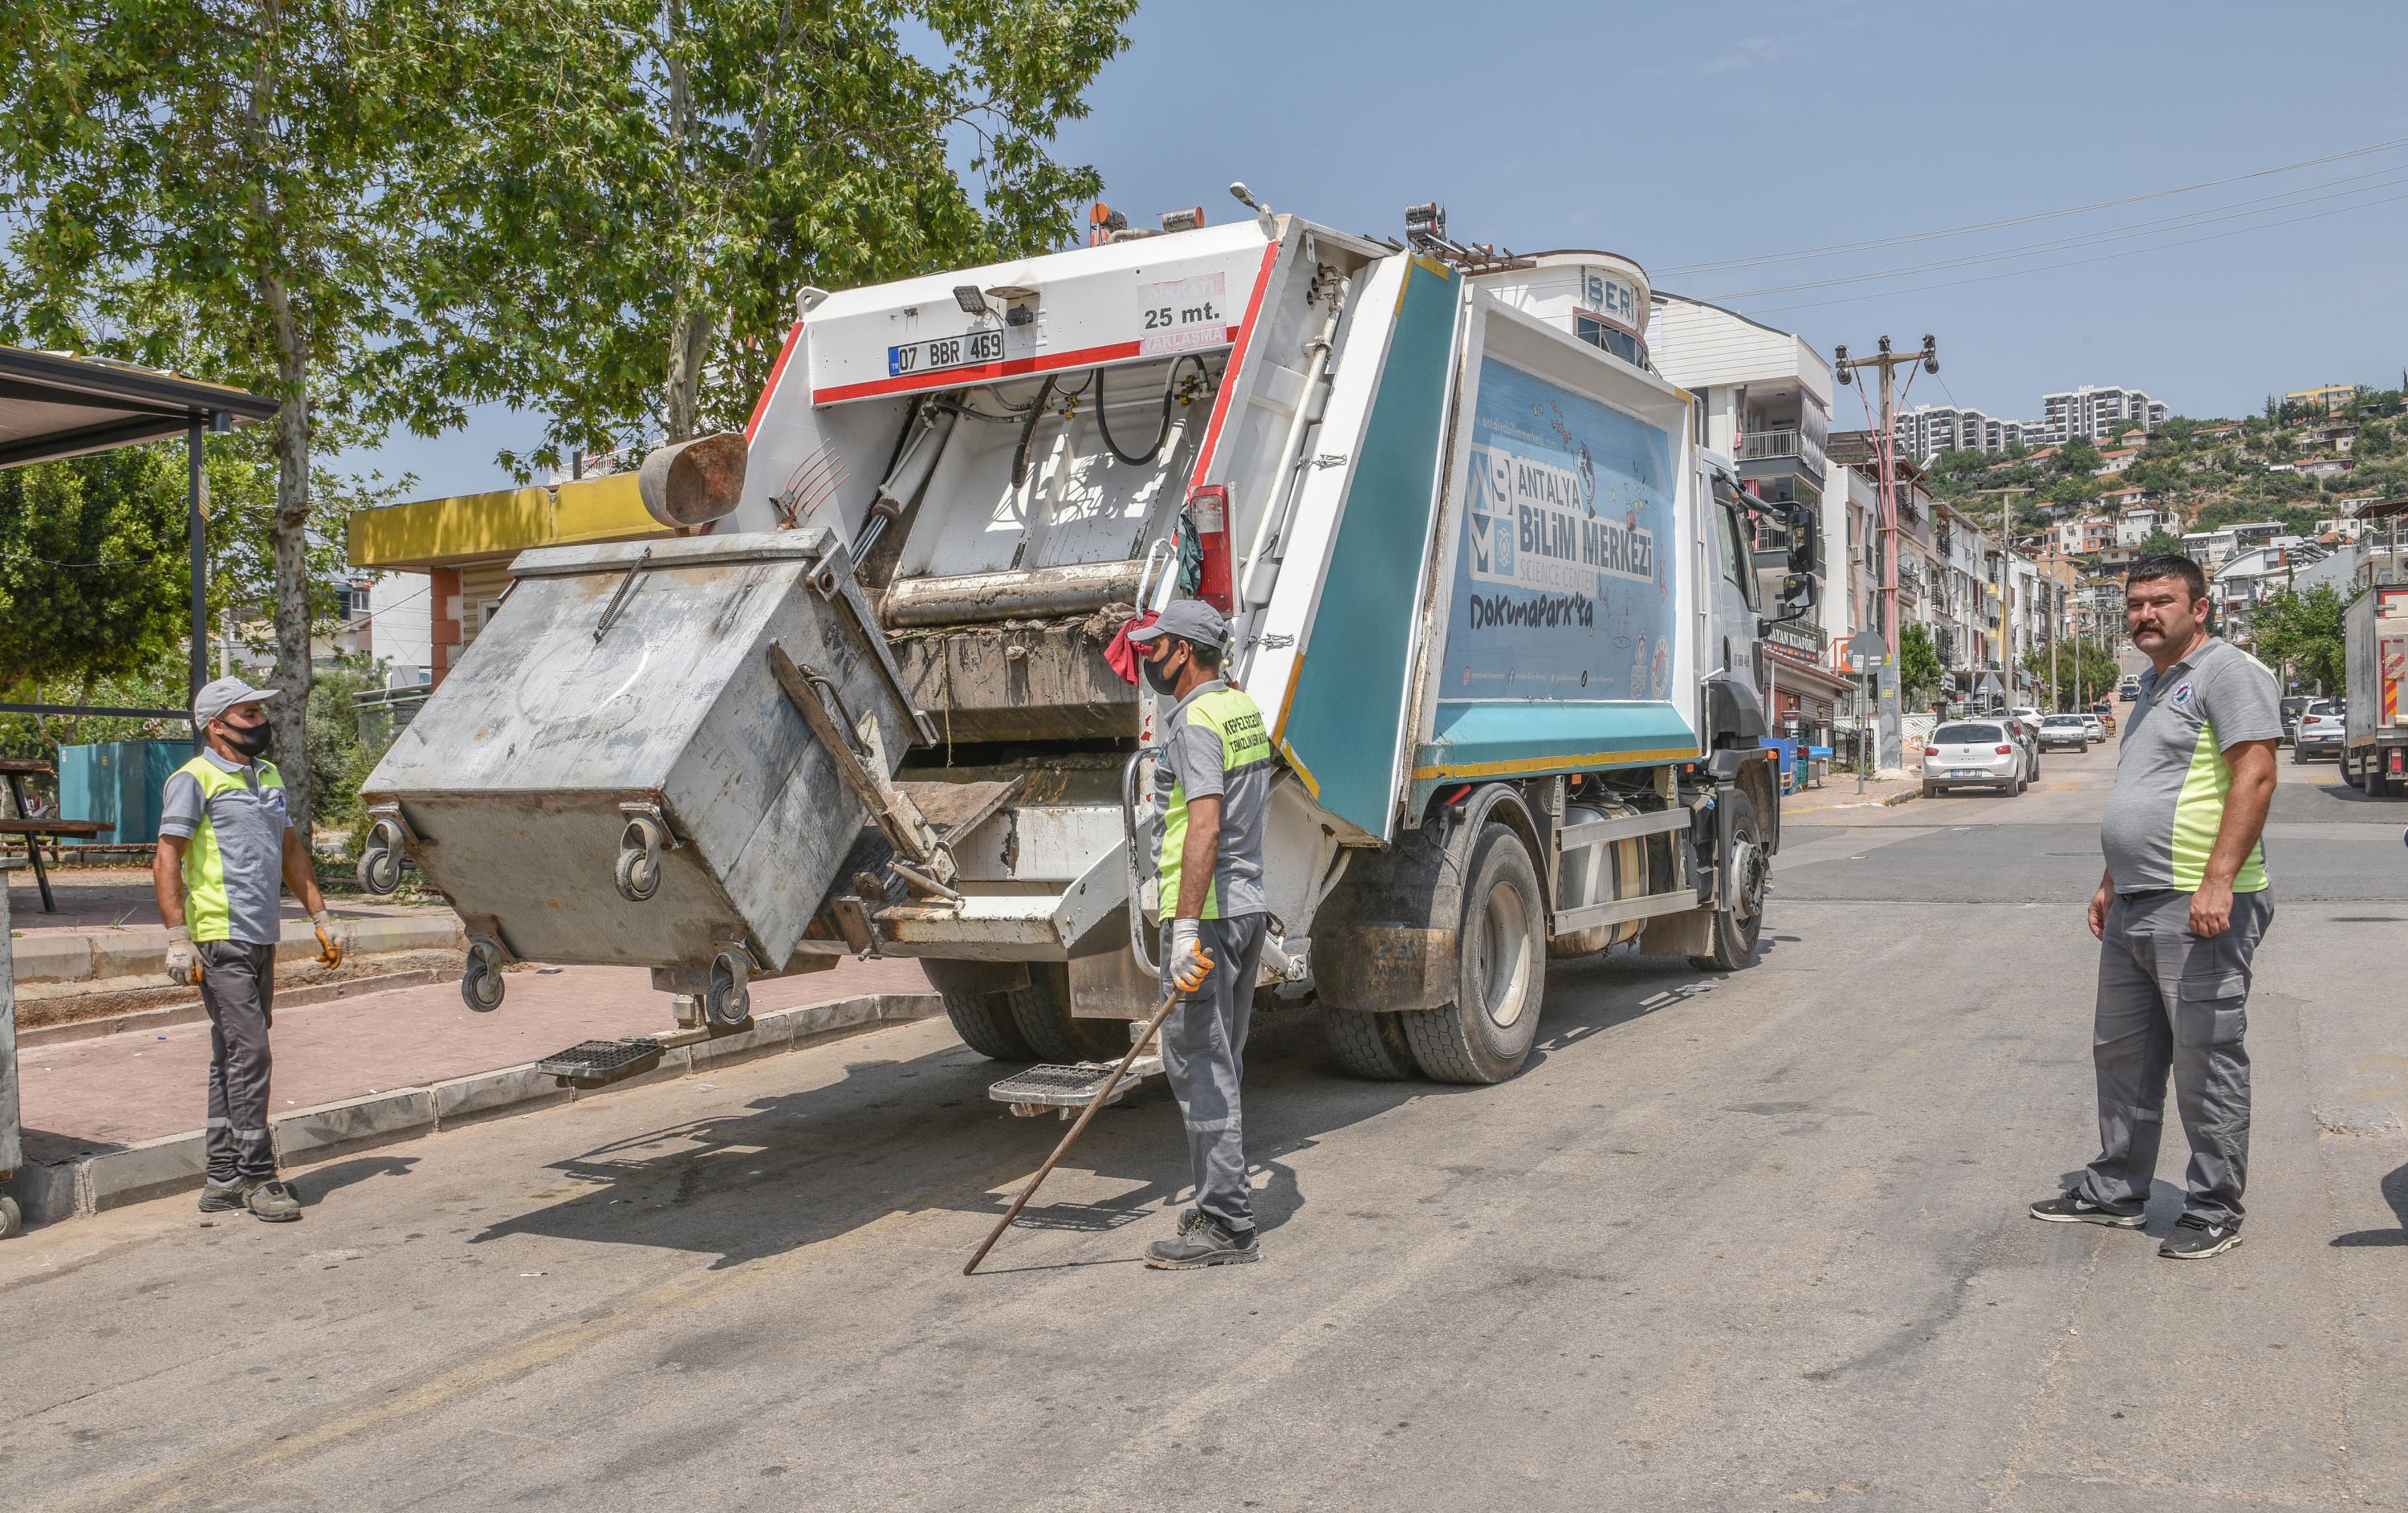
[1141,647,1184,698]
[220,718,272,759]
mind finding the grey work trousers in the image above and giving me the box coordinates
[200,941,279,1183]
[2078,889,2272,1227]
[1157,914,1269,1232]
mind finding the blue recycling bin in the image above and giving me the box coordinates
[55,740,193,847]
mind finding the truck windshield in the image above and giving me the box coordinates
[1720,502,1757,610]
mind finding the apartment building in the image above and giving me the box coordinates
[2112,501,2171,546]
[2049,513,2114,556]
[1893,403,2032,460]
[2286,383,2362,417]
[2040,384,2166,444]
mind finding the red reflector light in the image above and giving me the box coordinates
[1923,746,1939,757]
[1995,746,2014,754]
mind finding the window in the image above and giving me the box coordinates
[1719,501,1758,609]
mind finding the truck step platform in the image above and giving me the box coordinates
[538,1038,664,1087]
[988,1057,1163,1118]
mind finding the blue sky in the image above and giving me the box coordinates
[353,0,2408,499]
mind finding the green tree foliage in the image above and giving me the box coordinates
[2250,585,2347,693]
[1898,620,1942,705]
[2135,528,2186,558]
[0,449,186,692]
[2357,417,2396,458]
[377,0,1137,470]
[2023,639,2120,710]
[2055,439,2101,476]
[0,0,458,826]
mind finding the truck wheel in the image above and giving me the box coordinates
[0,1194,21,1238]
[923,961,1037,1060]
[1690,787,1768,974]
[1400,823,1544,1085]
[1003,964,1125,1062]
[1323,1008,1420,1080]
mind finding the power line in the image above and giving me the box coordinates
[1658,133,2408,275]
[1705,165,2408,301]
[1745,187,2408,316]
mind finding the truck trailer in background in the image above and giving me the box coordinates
[2341,584,2408,797]
[357,198,1819,1102]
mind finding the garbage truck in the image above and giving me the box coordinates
[2341,584,2408,797]
[356,194,1818,1098]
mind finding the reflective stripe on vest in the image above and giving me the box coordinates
[175,755,284,943]
[1155,687,1272,921]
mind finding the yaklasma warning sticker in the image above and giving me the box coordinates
[1440,356,1674,703]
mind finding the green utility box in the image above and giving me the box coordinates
[56,740,194,847]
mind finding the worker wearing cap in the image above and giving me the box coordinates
[1129,598,1272,1269]
[153,676,343,1223]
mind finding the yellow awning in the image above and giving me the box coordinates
[347,474,669,571]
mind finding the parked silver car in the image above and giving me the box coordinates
[1922,721,2025,798]
[2294,698,2346,761]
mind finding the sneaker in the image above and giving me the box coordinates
[2158,1215,2241,1259]
[197,1178,249,1214]
[1145,1212,1261,1270]
[242,1180,303,1223]
[2028,1190,2144,1227]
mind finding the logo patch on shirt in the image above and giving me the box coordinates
[2168,681,2195,709]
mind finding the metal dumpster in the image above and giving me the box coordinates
[2,871,22,1236]
[358,531,930,998]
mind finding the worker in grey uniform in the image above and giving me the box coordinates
[2030,555,2278,1260]
[155,676,344,1223]
[1129,599,1272,1269]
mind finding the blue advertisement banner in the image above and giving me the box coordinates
[1439,357,1677,703]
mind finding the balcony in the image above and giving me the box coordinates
[1738,429,1828,489]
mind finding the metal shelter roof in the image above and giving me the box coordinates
[0,344,277,470]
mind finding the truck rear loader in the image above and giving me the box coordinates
[356,200,1817,1103]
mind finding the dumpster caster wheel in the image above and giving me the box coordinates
[462,940,506,1013]
[0,1195,21,1238]
[705,950,751,1028]
[356,818,405,896]
[615,816,665,902]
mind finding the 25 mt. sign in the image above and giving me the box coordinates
[889,328,1004,377]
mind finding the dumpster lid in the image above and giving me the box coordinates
[509,528,841,580]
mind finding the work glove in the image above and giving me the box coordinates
[1167,919,1215,995]
[164,925,201,988]
[311,910,344,970]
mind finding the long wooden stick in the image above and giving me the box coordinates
[963,985,1182,1276]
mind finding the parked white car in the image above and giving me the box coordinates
[2081,712,2106,742]
[2294,698,2346,762]
[1922,720,2025,798]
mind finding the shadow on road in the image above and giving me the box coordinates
[2330,1159,2408,1248]
[460,949,1740,1271]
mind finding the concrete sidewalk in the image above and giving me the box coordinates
[1780,773,1920,815]
[6,951,940,1227]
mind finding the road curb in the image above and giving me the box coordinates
[15,966,454,1047]
[9,912,465,986]
[1,990,944,1230]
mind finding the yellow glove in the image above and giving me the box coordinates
[311,910,344,970]
[1167,919,1215,994]
[164,925,201,987]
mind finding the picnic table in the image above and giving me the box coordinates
[0,758,112,913]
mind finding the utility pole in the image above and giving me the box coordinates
[1979,486,2032,704]
[1836,333,1936,772]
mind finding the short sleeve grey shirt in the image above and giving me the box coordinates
[2097,637,2281,893]
[160,750,293,944]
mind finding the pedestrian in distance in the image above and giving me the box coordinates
[1129,598,1273,1270]
[2030,555,2279,1259]
[154,676,345,1223]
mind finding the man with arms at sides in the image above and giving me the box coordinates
[2030,556,2279,1259]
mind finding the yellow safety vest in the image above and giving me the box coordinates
[173,754,287,943]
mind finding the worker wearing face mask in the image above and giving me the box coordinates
[1127,599,1272,1269]
[154,677,344,1223]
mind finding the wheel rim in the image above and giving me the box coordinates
[1479,880,1534,1029]
[1731,833,1767,925]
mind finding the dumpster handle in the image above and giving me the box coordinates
[1122,746,1161,976]
[592,546,655,643]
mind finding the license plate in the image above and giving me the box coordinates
[1949,769,1988,779]
[887,327,1004,377]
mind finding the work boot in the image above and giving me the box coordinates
[2028,1189,2143,1228]
[197,1178,249,1214]
[242,1179,303,1223]
[2158,1215,2241,1260]
[1145,1210,1260,1270]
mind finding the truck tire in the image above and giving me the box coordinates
[1323,1007,1420,1080]
[1400,823,1544,1085]
[1005,964,1127,1062]
[924,962,1036,1061]
[1689,787,1768,974]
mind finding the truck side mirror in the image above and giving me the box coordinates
[1785,504,1820,578]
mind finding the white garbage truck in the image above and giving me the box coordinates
[2341,584,2407,797]
[357,195,1817,1097]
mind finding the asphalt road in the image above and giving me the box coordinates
[6,734,2404,1511]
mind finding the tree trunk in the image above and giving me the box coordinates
[263,275,315,831]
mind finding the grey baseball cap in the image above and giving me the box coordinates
[1126,598,1227,650]
[193,675,280,726]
